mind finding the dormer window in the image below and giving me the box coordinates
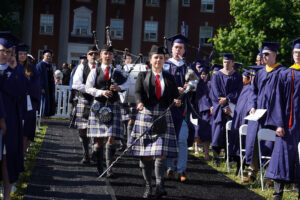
[71,6,92,37]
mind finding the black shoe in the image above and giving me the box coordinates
[155,185,167,199]
[117,146,126,152]
[143,184,152,199]
[213,159,220,167]
[106,170,116,179]
[81,156,90,164]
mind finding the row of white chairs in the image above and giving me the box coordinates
[225,120,276,191]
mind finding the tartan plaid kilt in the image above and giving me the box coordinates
[120,103,130,121]
[129,105,178,157]
[87,100,123,139]
[74,97,91,130]
[120,103,137,121]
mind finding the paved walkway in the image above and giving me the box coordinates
[23,120,265,200]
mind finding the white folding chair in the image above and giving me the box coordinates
[257,128,276,191]
[226,120,232,172]
[239,124,248,181]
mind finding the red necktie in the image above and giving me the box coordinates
[104,66,110,81]
[155,74,161,100]
[92,65,95,69]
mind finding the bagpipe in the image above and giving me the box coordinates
[92,27,147,104]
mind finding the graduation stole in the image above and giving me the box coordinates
[290,64,300,70]
[265,63,280,73]
[289,69,295,129]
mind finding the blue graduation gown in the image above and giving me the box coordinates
[264,68,300,182]
[36,61,55,116]
[0,63,26,183]
[210,71,243,147]
[163,60,187,136]
[245,65,286,165]
[23,64,41,141]
[192,79,212,142]
[228,84,252,157]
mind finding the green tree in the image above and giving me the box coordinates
[212,0,300,67]
[0,0,21,34]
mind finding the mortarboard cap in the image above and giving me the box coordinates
[289,38,300,50]
[257,48,263,57]
[16,44,29,52]
[0,31,21,49]
[248,65,264,72]
[234,62,242,69]
[79,55,87,59]
[212,63,223,71]
[100,45,114,52]
[221,53,234,60]
[167,34,189,45]
[262,42,280,52]
[199,66,209,74]
[242,68,251,78]
[42,49,53,55]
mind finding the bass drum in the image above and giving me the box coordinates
[122,64,148,103]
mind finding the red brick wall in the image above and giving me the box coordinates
[31,0,61,65]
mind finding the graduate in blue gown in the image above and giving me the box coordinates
[244,42,286,182]
[228,69,252,173]
[192,66,212,160]
[264,38,300,200]
[163,34,189,181]
[0,32,26,199]
[36,49,56,117]
[210,53,243,166]
[16,44,41,152]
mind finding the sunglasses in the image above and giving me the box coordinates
[262,52,270,56]
[88,52,99,56]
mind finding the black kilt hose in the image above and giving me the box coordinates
[129,71,180,157]
[74,97,91,130]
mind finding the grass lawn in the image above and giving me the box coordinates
[10,126,47,200]
[191,149,298,200]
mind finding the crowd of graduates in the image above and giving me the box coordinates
[0,31,59,200]
[0,29,300,200]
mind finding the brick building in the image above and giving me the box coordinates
[20,0,231,68]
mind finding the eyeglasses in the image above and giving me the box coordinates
[88,52,99,56]
[0,49,12,54]
[262,52,270,57]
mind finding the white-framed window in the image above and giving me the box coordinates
[182,0,190,7]
[40,14,54,35]
[144,21,158,42]
[146,0,160,7]
[199,26,213,46]
[110,19,124,40]
[71,6,93,37]
[201,0,215,13]
[111,0,125,4]
[181,24,188,37]
[38,49,44,62]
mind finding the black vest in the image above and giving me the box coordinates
[81,64,93,101]
[94,66,119,103]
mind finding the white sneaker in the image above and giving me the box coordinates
[188,146,194,151]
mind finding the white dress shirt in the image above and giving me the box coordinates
[72,63,97,93]
[153,71,165,96]
[85,64,129,97]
